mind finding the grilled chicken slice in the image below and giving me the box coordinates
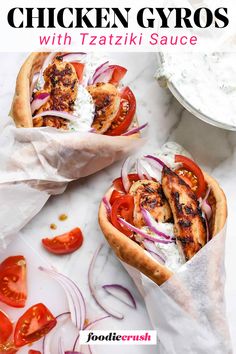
[129,180,172,228]
[33,56,78,129]
[87,83,120,133]
[161,166,207,261]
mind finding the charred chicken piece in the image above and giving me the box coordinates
[87,83,121,134]
[161,166,207,261]
[33,56,78,129]
[129,180,173,228]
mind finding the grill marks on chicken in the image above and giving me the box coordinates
[129,180,172,228]
[33,56,78,129]
[87,83,121,133]
[161,166,207,261]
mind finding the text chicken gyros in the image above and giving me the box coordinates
[99,144,227,285]
[11,52,143,136]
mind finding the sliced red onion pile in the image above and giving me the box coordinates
[102,284,136,309]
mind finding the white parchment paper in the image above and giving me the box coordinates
[123,225,232,354]
[0,124,143,250]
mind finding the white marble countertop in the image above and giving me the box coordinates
[0,52,235,353]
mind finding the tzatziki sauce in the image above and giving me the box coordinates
[156,52,236,129]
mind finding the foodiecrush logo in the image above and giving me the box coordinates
[80,330,157,345]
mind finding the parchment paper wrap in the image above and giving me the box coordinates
[0,123,142,250]
[122,224,232,354]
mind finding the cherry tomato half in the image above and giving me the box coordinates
[71,62,85,83]
[0,256,27,308]
[42,227,84,255]
[111,195,134,237]
[14,303,57,348]
[113,173,140,193]
[105,87,136,136]
[175,155,206,198]
[28,350,41,354]
[0,310,13,345]
[109,65,127,86]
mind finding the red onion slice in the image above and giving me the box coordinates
[102,197,111,214]
[145,155,167,171]
[143,239,166,264]
[118,218,173,244]
[141,208,174,241]
[58,337,64,354]
[121,157,134,192]
[33,110,79,123]
[66,352,83,354]
[89,61,109,85]
[30,72,40,96]
[73,315,110,351]
[62,53,86,63]
[88,245,124,320]
[102,284,136,309]
[136,158,152,180]
[31,93,50,114]
[93,66,114,85]
[39,267,86,331]
[200,187,212,220]
[122,123,148,136]
[43,312,70,354]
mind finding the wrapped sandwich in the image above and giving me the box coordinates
[99,143,227,285]
[10,52,142,137]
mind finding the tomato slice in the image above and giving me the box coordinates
[109,65,127,86]
[0,311,13,345]
[28,350,41,354]
[0,256,27,308]
[71,62,85,83]
[175,155,206,198]
[14,303,57,347]
[113,173,140,193]
[42,227,83,255]
[110,190,124,205]
[105,87,136,136]
[111,195,134,237]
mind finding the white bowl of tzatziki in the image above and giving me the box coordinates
[156,52,236,131]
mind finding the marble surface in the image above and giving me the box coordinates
[0,52,236,353]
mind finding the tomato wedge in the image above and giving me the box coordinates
[109,65,127,86]
[111,195,134,237]
[175,155,206,198]
[28,350,41,354]
[110,190,124,205]
[0,256,27,308]
[14,303,57,347]
[113,173,140,192]
[71,62,85,83]
[105,87,136,136]
[0,310,13,345]
[42,227,83,255]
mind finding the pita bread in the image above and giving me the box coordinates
[98,172,227,286]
